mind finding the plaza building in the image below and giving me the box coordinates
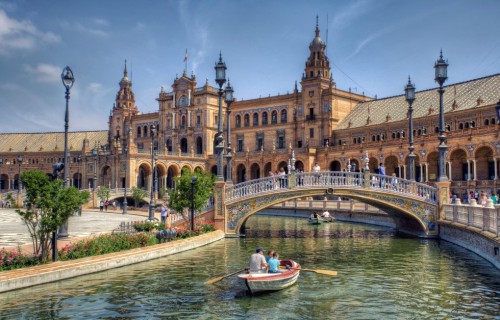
[1,21,499,201]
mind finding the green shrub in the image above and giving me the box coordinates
[0,248,40,271]
[132,221,163,232]
[58,233,157,260]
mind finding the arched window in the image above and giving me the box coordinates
[137,127,142,138]
[236,115,241,128]
[181,116,186,128]
[143,126,148,137]
[253,113,259,126]
[262,112,268,125]
[376,135,380,141]
[353,138,356,144]
[281,110,287,123]
[446,124,451,131]
[435,127,439,133]
[180,138,188,153]
[244,114,250,127]
[166,139,172,152]
[178,95,188,107]
[372,135,376,142]
[271,111,278,124]
[459,123,464,130]
[491,118,496,125]
[392,132,396,139]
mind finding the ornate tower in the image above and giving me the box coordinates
[299,16,334,148]
[109,60,138,147]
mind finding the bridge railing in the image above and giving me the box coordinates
[225,171,438,203]
[444,203,500,236]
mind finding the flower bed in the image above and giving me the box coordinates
[58,221,216,261]
[0,248,40,271]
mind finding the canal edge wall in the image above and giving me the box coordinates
[0,230,225,294]
[439,221,500,269]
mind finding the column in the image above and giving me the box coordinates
[402,165,407,179]
[467,160,471,181]
[447,161,452,181]
[424,163,429,182]
[494,158,498,180]
[188,110,191,127]
[472,159,477,181]
[419,164,423,182]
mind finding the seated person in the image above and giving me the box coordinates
[268,252,281,273]
[249,247,268,273]
[322,211,330,218]
[266,250,275,264]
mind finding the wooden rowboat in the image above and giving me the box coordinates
[237,260,300,295]
[308,217,323,224]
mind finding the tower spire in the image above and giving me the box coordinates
[124,59,128,78]
[315,15,320,37]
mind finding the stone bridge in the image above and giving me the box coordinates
[215,171,439,237]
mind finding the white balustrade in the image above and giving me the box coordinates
[444,203,500,235]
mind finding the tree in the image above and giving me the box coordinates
[16,170,90,262]
[158,186,168,199]
[131,186,148,208]
[96,186,110,202]
[168,169,215,216]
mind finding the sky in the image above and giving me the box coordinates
[0,0,499,133]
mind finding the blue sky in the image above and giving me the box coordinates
[0,0,499,133]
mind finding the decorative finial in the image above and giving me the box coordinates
[124,59,128,77]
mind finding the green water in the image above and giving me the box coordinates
[0,216,498,319]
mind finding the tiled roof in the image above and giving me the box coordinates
[337,73,500,130]
[0,131,108,153]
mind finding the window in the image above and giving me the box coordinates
[281,110,287,123]
[262,112,268,125]
[143,126,148,137]
[271,111,278,124]
[310,128,314,138]
[197,115,201,126]
[298,140,302,148]
[236,115,241,128]
[137,127,142,138]
[278,136,285,149]
[237,139,244,152]
[181,116,186,128]
[257,138,263,150]
[167,119,171,129]
[166,139,172,152]
[178,95,188,107]
[253,113,259,126]
[196,98,201,105]
[244,114,250,127]
[153,141,159,151]
[137,142,144,149]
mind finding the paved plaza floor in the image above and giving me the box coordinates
[0,208,157,249]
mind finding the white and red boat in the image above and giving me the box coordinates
[237,260,300,295]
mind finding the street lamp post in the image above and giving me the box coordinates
[17,154,23,205]
[405,77,416,181]
[191,175,197,231]
[123,127,131,215]
[434,50,449,182]
[93,147,98,207]
[214,52,227,181]
[225,80,234,184]
[58,66,74,239]
[76,154,81,189]
[148,125,156,221]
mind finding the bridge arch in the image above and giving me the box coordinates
[223,171,438,238]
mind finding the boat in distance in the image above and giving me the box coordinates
[237,260,300,295]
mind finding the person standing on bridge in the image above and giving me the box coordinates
[378,163,386,188]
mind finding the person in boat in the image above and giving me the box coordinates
[311,212,318,219]
[249,247,268,273]
[322,211,330,218]
[268,252,281,273]
[265,250,275,264]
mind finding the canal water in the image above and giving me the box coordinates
[0,216,499,319]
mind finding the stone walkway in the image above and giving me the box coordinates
[0,208,161,251]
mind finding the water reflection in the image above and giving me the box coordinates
[0,216,498,319]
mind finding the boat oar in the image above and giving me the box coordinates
[204,268,247,285]
[280,266,338,276]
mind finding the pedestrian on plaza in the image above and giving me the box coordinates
[104,200,109,212]
[99,200,104,212]
[160,203,168,224]
[313,162,321,184]
[112,200,117,210]
[248,247,268,274]
[1,199,4,208]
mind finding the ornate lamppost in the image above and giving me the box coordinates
[17,154,23,203]
[58,66,74,238]
[190,175,197,231]
[93,146,98,207]
[123,127,131,215]
[434,50,449,181]
[214,53,226,181]
[405,77,416,181]
[148,125,157,221]
[225,80,234,184]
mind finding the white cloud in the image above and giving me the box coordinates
[76,22,108,37]
[0,9,60,54]
[87,82,103,93]
[331,0,372,30]
[24,63,61,83]
[92,18,109,26]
